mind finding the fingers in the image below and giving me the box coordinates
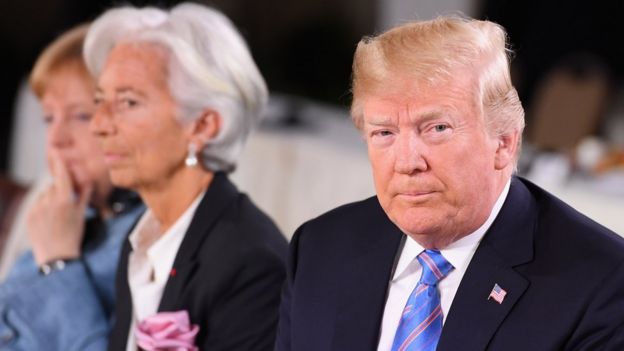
[48,148,73,196]
[47,148,94,210]
[77,183,94,211]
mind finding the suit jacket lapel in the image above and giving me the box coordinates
[437,177,536,351]
[331,200,404,351]
[108,237,133,351]
[158,173,238,312]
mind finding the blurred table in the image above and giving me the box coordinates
[231,101,375,238]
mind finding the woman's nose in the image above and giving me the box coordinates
[47,117,73,148]
[90,103,115,136]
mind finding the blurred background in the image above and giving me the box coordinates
[1,0,623,238]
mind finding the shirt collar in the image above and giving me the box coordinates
[128,191,205,284]
[392,179,511,281]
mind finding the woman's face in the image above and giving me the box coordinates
[41,66,109,193]
[91,42,189,191]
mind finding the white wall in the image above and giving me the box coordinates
[9,80,47,184]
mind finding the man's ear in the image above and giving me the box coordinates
[494,130,520,170]
[188,109,221,145]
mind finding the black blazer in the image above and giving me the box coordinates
[276,177,624,351]
[109,173,287,351]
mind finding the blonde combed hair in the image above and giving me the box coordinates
[351,16,524,154]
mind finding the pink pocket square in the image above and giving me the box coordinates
[135,310,200,351]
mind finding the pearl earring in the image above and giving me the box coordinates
[185,143,198,167]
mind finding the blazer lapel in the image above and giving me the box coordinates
[108,238,133,351]
[437,177,537,351]
[158,173,239,312]
[331,202,404,351]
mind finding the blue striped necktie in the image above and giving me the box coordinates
[391,249,454,351]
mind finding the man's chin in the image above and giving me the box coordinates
[390,211,448,238]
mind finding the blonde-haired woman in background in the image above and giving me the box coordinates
[0,24,144,350]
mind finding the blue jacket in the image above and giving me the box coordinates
[0,190,143,351]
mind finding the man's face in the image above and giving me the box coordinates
[361,73,510,248]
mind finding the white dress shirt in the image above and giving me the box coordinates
[376,180,511,351]
[125,192,204,351]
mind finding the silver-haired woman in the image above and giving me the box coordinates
[84,3,287,350]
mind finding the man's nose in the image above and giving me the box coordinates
[394,133,428,174]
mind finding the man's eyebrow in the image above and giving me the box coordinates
[364,112,395,124]
[415,111,443,123]
[364,107,455,126]
[366,117,394,126]
[409,108,457,124]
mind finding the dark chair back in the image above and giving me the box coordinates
[0,175,27,255]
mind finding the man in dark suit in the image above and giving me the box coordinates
[275,16,624,351]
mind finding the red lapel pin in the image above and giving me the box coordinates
[170,268,177,277]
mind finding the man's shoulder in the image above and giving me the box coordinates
[478,178,624,349]
[518,177,624,263]
[291,195,397,253]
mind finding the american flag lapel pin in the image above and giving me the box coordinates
[488,283,507,304]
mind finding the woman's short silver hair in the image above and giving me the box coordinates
[83,3,268,172]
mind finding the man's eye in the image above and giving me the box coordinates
[434,124,448,132]
[43,115,53,124]
[121,99,138,108]
[373,130,393,137]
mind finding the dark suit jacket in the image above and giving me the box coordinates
[109,173,287,351]
[276,177,624,351]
